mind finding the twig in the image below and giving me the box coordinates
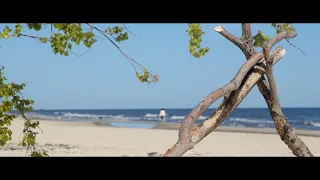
[123,25,140,37]
[49,25,91,58]
[86,23,144,72]
[285,39,307,56]
[19,34,43,39]
[18,92,43,134]
[68,48,92,57]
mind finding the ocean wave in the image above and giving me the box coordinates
[230,117,273,124]
[144,114,158,118]
[127,117,140,120]
[170,115,207,120]
[311,122,320,127]
[171,116,185,120]
[106,115,125,119]
[304,121,320,127]
[61,112,124,120]
[199,116,207,120]
[146,117,158,120]
[54,112,66,115]
[63,113,103,119]
[227,122,246,128]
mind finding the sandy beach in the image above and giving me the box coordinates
[1,117,320,156]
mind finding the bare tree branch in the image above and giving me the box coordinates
[180,53,263,135]
[165,26,300,157]
[266,31,298,50]
[256,78,313,156]
[19,34,43,39]
[163,47,286,156]
[246,25,312,157]
[241,24,254,56]
[67,48,92,57]
[123,25,140,37]
[211,24,312,157]
[262,30,297,105]
[214,26,249,58]
[241,24,253,47]
[263,37,313,157]
[171,31,297,151]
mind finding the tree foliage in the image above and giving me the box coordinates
[0,66,48,156]
[187,23,296,55]
[0,23,158,84]
[187,24,210,58]
[0,23,159,156]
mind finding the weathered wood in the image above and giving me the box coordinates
[164,47,286,156]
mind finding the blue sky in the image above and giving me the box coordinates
[0,23,319,109]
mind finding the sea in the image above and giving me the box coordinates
[20,108,320,131]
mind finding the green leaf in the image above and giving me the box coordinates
[64,51,69,56]
[40,37,47,43]
[253,30,270,48]
[187,24,209,58]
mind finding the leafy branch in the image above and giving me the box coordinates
[187,24,210,58]
[0,67,47,156]
[0,23,159,84]
[0,23,159,156]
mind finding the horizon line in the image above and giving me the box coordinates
[32,107,320,111]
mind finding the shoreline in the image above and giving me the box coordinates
[3,117,320,156]
[28,117,320,137]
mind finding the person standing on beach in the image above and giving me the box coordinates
[159,108,166,122]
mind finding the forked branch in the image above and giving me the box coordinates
[190,47,285,145]
[212,24,312,157]
[236,24,312,157]
[178,31,296,147]
[165,46,284,156]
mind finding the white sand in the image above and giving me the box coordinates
[1,118,320,156]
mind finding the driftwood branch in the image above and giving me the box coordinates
[266,31,298,50]
[214,26,249,59]
[172,31,297,153]
[164,24,311,157]
[256,78,313,157]
[216,24,313,157]
[241,24,253,47]
[263,37,313,157]
[241,24,254,57]
[178,53,263,138]
[163,47,285,156]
